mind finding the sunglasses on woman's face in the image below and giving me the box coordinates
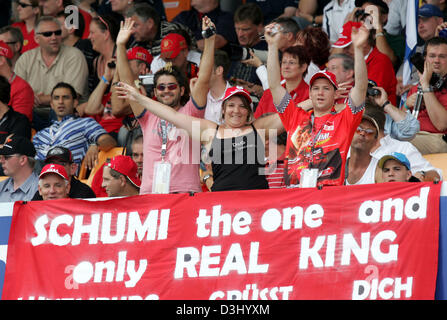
[37,30,62,37]
[156,83,178,91]
[17,2,34,8]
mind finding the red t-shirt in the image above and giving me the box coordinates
[79,9,92,40]
[366,47,397,105]
[12,22,39,54]
[278,94,364,187]
[408,85,447,134]
[89,92,124,133]
[10,74,34,122]
[254,79,309,118]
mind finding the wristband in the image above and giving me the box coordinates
[376,32,385,37]
[381,100,391,109]
[101,75,110,85]
[422,86,434,93]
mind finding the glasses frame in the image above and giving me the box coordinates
[37,30,62,37]
[156,83,179,91]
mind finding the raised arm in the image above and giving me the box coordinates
[190,16,216,107]
[265,23,288,107]
[115,18,145,117]
[349,24,369,107]
[115,82,215,140]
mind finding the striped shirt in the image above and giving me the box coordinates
[32,115,108,164]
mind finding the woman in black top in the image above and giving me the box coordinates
[117,83,285,191]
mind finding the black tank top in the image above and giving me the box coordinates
[209,124,268,191]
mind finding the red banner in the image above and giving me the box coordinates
[2,182,441,300]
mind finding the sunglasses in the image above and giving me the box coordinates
[37,30,62,37]
[156,83,178,91]
[356,126,376,136]
[17,2,34,8]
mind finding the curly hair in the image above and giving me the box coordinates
[296,27,331,68]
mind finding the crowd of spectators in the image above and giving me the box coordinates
[0,0,446,202]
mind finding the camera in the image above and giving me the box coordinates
[366,79,380,97]
[367,87,380,97]
[228,44,253,61]
[138,74,154,85]
[410,52,442,87]
[201,26,216,39]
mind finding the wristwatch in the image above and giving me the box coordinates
[203,174,213,183]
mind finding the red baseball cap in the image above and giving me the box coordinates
[39,163,69,180]
[107,155,141,188]
[160,33,188,59]
[223,86,252,104]
[127,46,153,65]
[0,41,13,60]
[332,21,363,48]
[309,70,338,89]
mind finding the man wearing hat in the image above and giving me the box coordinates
[0,40,34,123]
[345,101,441,185]
[31,146,96,200]
[102,155,141,197]
[149,32,199,83]
[378,152,417,183]
[396,4,445,88]
[37,163,70,201]
[0,135,39,202]
[265,21,369,187]
[116,16,215,194]
[332,19,397,106]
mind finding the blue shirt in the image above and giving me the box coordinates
[32,115,108,164]
[0,172,38,203]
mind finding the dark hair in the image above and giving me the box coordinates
[127,3,160,27]
[364,99,386,132]
[296,27,330,68]
[92,14,120,42]
[0,76,11,105]
[154,65,190,105]
[51,82,78,100]
[0,26,24,53]
[214,49,231,78]
[425,36,447,56]
[234,3,263,25]
[283,45,311,76]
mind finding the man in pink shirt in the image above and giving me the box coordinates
[116,17,216,194]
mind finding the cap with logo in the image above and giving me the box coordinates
[332,21,363,49]
[378,152,411,170]
[223,86,253,104]
[0,41,13,60]
[160,33,188,59]
[127,46,153,65]
[309,70,338,89]
[39,163,69,180]
[45,146,73,164]
[107,155,141,188]
[0,135,36,157]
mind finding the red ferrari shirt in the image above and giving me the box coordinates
[277,93,364,187]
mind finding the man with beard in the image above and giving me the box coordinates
[115,17,215,194]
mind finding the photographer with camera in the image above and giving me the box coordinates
[405,36,447,155]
